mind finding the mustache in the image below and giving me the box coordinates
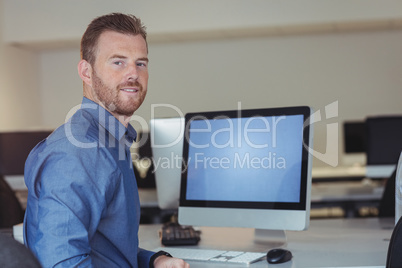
[118,81,142,90]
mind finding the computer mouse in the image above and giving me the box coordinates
[266,248,292,264]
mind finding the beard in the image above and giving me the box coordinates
[92,70,146,117]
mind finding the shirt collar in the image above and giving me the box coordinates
[81,97,137,145]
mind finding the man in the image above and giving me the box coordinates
[23,13,189,268]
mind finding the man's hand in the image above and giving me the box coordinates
[153,255,190,268]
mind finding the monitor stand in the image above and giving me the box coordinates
[254,229,287,247]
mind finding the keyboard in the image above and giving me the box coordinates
[159,223,201,246]
[153,247,266,265]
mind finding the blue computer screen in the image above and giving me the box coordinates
[185,114,304,203]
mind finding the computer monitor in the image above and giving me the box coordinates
[178,106,313,244]
[343,121,366,154]
[0,131,53,175]
[366,116,402,178]
[150,118,185,210]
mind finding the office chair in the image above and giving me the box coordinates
[0,233,41,268]
[379,151,402,217]
[0,176,25,228]
[378,169,397,217]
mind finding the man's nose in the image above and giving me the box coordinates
[126,64,139,81]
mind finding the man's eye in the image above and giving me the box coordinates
[137,62,147,67]
[114,61,123,66]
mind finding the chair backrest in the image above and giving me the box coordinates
[0,233,41,268]
[378,169,396,217]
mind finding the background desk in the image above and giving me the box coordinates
[4,165,384,216]
[311,180,384,217]
[138,218,393,267]
[138,180,385,223]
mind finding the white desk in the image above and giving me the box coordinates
[138,217,393,267]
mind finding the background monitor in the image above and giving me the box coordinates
[365,116,402,178]
[178,106,313,243]
[343,121,366,154]
[0,131,52,176]
[150,118,185,210]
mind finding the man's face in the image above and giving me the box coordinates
[90,31,148,119]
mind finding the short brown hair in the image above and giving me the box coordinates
[81,13,147,65]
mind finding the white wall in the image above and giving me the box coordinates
[2,0,402,167]
[4,0,402,46]
[0,0,42,131]
[39,29,402,167]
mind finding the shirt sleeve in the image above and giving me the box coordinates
[138,248,157,268]
[28,143,117,267]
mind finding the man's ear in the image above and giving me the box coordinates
[77,59,92,87]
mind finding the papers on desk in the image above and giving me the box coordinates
[13,223,23,244]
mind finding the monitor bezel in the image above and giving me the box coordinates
[179,106,312,212]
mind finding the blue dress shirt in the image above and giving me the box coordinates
[24,97,155,267]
